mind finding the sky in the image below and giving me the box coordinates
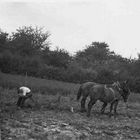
[0,0,140,58]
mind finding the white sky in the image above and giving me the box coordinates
[0,0,140,58]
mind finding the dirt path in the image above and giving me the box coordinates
[1,102,140,140]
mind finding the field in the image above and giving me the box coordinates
[1,72,140,140]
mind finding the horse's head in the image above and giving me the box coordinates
[120,80,131,102]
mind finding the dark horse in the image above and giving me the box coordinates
[77,82,96,112]
[77,81,130,117]
[87,81,131,117]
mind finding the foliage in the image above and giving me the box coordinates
[75,42,114,67]
[0,29,9,52]
[9,26,50,56]
[42,47,71,68]
[0,26,140,93]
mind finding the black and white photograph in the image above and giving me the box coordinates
[1,0,140,139]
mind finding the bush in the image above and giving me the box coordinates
[96,68,115,84]
[0,51,14,73]
[38,65,65,80]
[63,62,97,83]
[0,51,42,77]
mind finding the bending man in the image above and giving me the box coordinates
[16,86,32,108]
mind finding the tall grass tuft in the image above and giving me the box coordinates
[0,72,79,96]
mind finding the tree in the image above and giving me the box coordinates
[0,29,9,52]
[75,42,114,68]
[42,47,71,68]
[9,26,50,56]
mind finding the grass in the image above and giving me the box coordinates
[1,87,140,140]
[1,72,140,139]
[128,93,140,103]
[0,72,79,96]
[0,72,140,102]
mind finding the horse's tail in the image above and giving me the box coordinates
[77,85,82,101]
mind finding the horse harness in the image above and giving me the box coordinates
[104,83,123,103]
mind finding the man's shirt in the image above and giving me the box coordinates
[18,86,31,96]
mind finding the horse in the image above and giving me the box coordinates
[77,81,113,112]
[86,81,131,117]
[77,82,96,112]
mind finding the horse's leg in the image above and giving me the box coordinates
[101,102,107,114]
[113,100,119,116]
[87,99,96,117]
[80,95,88,112]
[109,102,114,117]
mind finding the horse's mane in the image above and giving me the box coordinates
[112,81,122,92]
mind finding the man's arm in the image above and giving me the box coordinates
[26,92,32,98]
[17,88,24,97]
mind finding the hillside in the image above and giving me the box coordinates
[1,73,140,140]
[0,72,79,95]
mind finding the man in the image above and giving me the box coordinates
[16,86,32,108]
